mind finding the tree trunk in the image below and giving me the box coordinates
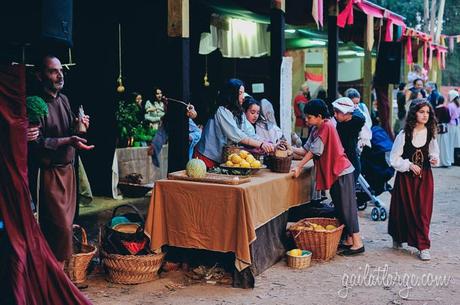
[423,0,430,33]
[435,0,446,43]
[429,0,437,38]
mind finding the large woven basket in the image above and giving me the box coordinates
[289,218,344,261]
[64,225,97,284]
[101,251,165,284]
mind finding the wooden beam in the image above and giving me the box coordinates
[168,0,189,38]
[270,3,286,124]
[166,0,190,172]
[363,17,373,110]
[327,0,338,104]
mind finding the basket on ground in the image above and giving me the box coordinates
[101,251,165,284]
[286,250,312,269]
[64,225,97,284]
[289,218,344,261]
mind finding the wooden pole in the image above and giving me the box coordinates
[270,0,285,124]
[327,0,338,106]
[167,0,190,173]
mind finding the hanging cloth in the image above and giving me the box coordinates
[406,36,413,66]
[0,64,92,305]
[337,0,355,28]
[312,0,323,29]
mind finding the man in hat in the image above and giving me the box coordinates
[332,97,365,181]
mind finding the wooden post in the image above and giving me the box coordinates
[363,18,373,110]
[327,0,338,106]
[270,0,285,124]
[167,0,190,173]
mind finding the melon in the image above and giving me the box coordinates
[186,158,207,178]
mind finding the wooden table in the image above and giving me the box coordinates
[145,162,313,274]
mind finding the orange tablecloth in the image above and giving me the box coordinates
[145,162,312,271]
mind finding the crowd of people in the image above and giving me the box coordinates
[3,53,457,305]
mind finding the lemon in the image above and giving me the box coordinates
[239,150,249,159]
[240,160,250,168]
[314,225,326,231]
[231,155,242,164]
[250,160,261,168]
[289,249,302,256]
[325,225,337,231]
[228,153,237,161]
[225,160,234,167]
[246,155,256,163]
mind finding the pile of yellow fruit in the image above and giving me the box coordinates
[290,222,337,232]
[288,249,305,257]
[225,150,262,168]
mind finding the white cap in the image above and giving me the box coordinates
[448,90,459,102]
[332,97,355,114]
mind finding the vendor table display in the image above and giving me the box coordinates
[111,146,168,199]
[145,161,312,285]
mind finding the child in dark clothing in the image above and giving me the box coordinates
[292,99,364,255]
[332,97,366,181]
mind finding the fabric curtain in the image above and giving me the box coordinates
[0,64,92,305]
[199,16,269,58]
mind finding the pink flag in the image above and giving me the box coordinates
[337,0,354,28]
[406,37,413,65]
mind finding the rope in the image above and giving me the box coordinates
[118,23,122,79]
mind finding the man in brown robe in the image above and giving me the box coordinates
[32,55,93,266]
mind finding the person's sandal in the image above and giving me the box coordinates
[392,241,403,250]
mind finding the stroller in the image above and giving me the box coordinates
[357,126,395,221]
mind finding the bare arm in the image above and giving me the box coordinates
[291,150,313,178]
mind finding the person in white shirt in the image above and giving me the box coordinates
[388,99,439,261]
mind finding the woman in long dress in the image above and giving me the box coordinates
[434,95,451,167]
[388,99,439,261]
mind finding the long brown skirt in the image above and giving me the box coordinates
[388,168,434,251]
[39,164,76,261]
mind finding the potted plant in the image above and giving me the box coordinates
[115,100,140,147]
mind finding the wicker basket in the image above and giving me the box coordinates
[286,250,312,269]
[271,155,293,173]
[101,251,165,284]
[64,225,97,284]
[289,218,344,261]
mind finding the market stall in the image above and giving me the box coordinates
[144,161,313,287]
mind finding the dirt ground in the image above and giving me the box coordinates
[83,166,460,305]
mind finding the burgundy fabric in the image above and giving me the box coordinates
[0,64,92,305]
[388,168,434,251]
[374,83,394,139]
[315,120,351,190]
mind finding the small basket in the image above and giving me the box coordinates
[101,251,165,284]
[289,218,344,261]
[64,225,97,284]
[286,250,312,269]
[270,155,293,173]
